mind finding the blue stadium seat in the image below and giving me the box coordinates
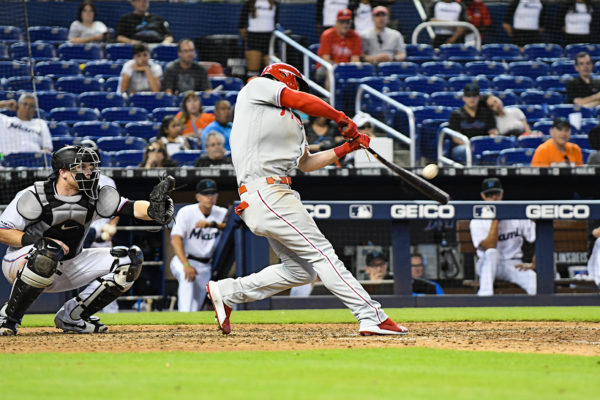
[111,149,144,167]
[508,61,549,79]
[516,105,546,120]
[36,92,78,113]
[492,75,534,93]
[596,61,600,74]
[197,91,223,107]
[0,61,31,78]
[58,43,103,60]
[105,44,133,60]
[10,42,55,60]
[5,76,53,91]
[565,43,600,60]
[358,76,403,92]
[532,120,554,135]
[28,26,68,43]
[405,44,435,63]
[335,63,376,108]
[481,44,523,62]
[520,90,563,105]
[49,107,99,125]
[582,149,595,164]
[420,61,463,78]
[224,91,238,105]
[523,43,563,60]
[0,43,8,60]
[3,152,51,168]
[548,104,596,119]
[170,150,204,166]
[151,44,178,62]
[34,61,80,77]
[209,76,244,91]
[569,134,591,150]
[101,107,149,124]
[495,91,519,106]
[72,121,122,137]
[104,77,120,92]
[83,60,124,77]
[0,109,16,117]
[97,137,147,152]
[470,136,515,158]
[0,91,19,101]
[476,150,500,165]
[420,119,448,159]
[52,135,76,149]
[536,75,569,92]
[56,76,103,94]
[464,61,508,77]
[551,60,576,76]
[151,107,179,122]
[376,61,419,78]
[78,91,126,110]
[334,62,375,80]
[580,118,599,134]
[124,121,161,140]
[517,135,546,149]
[404,76,447,93]
[429,91,463,107]
[0,26,22,41]
[438,44,479,62]
[388,91,429,107]
[412,106,454,124]
[447,75,490,91]
[48,121,70,136]
[129,92,178,112]
[497,148,536,166]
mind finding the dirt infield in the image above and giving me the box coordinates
[1,322,599,356]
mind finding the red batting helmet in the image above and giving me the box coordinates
[261,63,309,92]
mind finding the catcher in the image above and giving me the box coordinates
[0,145,175,335]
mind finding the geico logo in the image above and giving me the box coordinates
[525,205,590,219]
[390,204,455,219]
[304,204,331,219]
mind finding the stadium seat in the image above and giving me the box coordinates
[58,43,103,61]
[28,26,68,43]
[83,60,124,77]
[470,136,515,158]
[0,26,22,41]
[36,92,76,111]
[430,91,463,107]
[580,118,599,134]
[224,91,238,105]
[582,149,595,164]
[387,91,429,107]
[481,44,523,61]
[10,42,55,60]
[209,76,244,91]
[476,150,501,165]
[151,107,179,122]
[551,60,576,76]
[197,91,223,107]
[5,76,53,91]
[111,149,144,167]
[412,106,454,124]
[0,109,16,117]
[170,150,204,166]
[101,107,149,124]
[404,76,447,93]
[596,61,600,74]
[405,44,435,63]
[497,148,536,165]
[376,61,419,78]
[334,62,375,80]
[420,119,448,159]
[199,61,225,77]
[516,105,546,120]
[0,61,31,78]
[129,92,178,112]
[420,61,463,77]
[536,75,569,92]
[517,135,546,149]
[56,76,103,94]
[49,107,99,125]
[105,44,133,60]
[495,91,519,106]
[520,90,563,105]
[548,104,596,119]
[104,77,120,92]
[34,61,80,77]
[48,121,70,136]
[151,44,178,62]
[569,134,591,150]
[523,43,563,60]
[78,91,126,110]
[72,121,122,137]
[508,61,550,79]
[358,76,403,92]
[438,44,479,62]
[447,75,490,91]
[0,43,8,60]
[492,75,534,93]
[3,152,51,168]
[52,135,76,149]
[124,121,161,140]
[464,61,508,77]
[565,43,600,60]
[532,120,554,135]
[97,137,147,152]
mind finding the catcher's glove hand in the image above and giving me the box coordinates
[147,175,176,225]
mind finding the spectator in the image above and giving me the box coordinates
[484,94,531,137]
[139,140,178,168]
[316,0,350,34]
[239,0,278,79]
[464,0,492,44]
[503,0,546,48]
[118,43,162,95]
[68,1,108,44]
[428,0,467,48]
[530,117,583,166]
[304,116,343,152]
[353,0,375,33]
[176,91,216,138]
[587,124,600,165]
[170,179,228,312]
[566,52,600,107]
[201,100,232,150]
[157,115,189,156]
[116,0,173,44]
[470,177,537,296]
[163,39,210,95]
[448,83,497,161]
[360,6,406,64]
[411,253,444,295]
[364,250,393,280]
[194,131,233,167]
[560,0,595,46]
[0,94,52,156]
[317,9,362,89]
[584,225,600,289]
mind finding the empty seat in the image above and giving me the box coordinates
[224,91,238,105]
[565,43,600,59]
[209,76,244,91]
[34,92,77,112]
[551,60,576,76]
[101,107,149,123]
[97,136,147,152]
[492,75,534,93]
[481,44,523,61]
[447,75,490,91]
[79,91,126,110]
[517,135,546,148]
[50,107,99,125]
[0,26,22,41]
[35,61,80,77]
[376,61,419,78]
[520,90,563,105]
[56,76,103,94]
[532,120,554,135]
[497,148,536,165]
[523,43,563,60]
[171,150,204,166]
[357,76,403,92]
[388,91,429,107]
[412,106,454,124]
[430,91,463,107]
[569,134,591,150]
[420,61,463,77]
[5,76,53,91]
[58,43,103,60]
[549,104,596,119]
[405,44,435,62]
[438,44,479,62]
[105,44,133,60]
[0,44,7,60]
[3,152,51,168]
[129,92,178,112]
[111,149,144,167]
[104,77,121,92]
[124,121,161,140]
[151,107,179,122]
[464,61,508,77]
[404,76,447,93]
[197,91,223,107]
[580,118,599,134]
[83,60,124,77]
[72,121,122,137]
[48,121,70,136]
[334,62,375,80]
[536,75,569,92]
[11,42,55,60]
[516,105,546,120]
[494,90,520,106]
[52,135,76,149]
[470,135,515,157]
[0,61,31,78]
[508,61,550,79]
[28,26,68,43]
[151,44,178,62]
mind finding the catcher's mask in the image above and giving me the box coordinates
[52,146,101,200]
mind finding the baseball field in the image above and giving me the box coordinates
[1,306,599,400]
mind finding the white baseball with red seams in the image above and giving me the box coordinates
[209,75,404,334]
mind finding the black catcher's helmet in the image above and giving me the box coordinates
[51,145,101,199]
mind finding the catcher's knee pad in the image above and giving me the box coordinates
[26,237,65,279]
[110,245,144,287]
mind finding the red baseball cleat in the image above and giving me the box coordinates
[206,281,232,334]
[359,318,408,336]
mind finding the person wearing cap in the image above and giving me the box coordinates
[170,179,228,312]
[364,250,393,281]
[360,6,406,64]
[469,177,537,296]
[315,0,350,34]
[448,83,497,162]
[530,118,583,167]
[317,8,362,89]
[566,52,600,108]
[427,0,467,48]
[352,113,376,137]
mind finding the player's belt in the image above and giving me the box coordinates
[187,255,212,263]
[238,176,292,196]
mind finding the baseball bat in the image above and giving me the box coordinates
[365,147,450,205]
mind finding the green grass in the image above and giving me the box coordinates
[20,306,600,327]
[1,348,599,400]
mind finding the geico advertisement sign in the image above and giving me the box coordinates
[391,204,455,219]
[525,205,590,219]
[304,204,331,219]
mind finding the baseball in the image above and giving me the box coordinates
[422,164,439,180]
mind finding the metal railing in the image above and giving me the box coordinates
[437,126,472,167]
[412,21,482,50]
[355,84,417,167]
[268,28,334,107]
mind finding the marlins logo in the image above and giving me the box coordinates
[349,204,373,219]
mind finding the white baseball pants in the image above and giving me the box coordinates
[586,238,600,287]
[170,256,211,312]
[476,248,537,296]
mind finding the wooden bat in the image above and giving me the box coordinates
[365,147,450,205]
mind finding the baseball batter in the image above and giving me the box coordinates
[170,179,227,312]
[470,178,537,296]
[206,63,407,336]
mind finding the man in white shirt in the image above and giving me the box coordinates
[360,6,406,63]
[470,177,537,296]
[0,93,52,156]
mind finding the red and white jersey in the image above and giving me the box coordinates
[230,77,306,186]
[470,218,536,261]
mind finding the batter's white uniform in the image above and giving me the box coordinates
[585,238,600,288]
[470,219,537,295]
[170,204,227,312]
[218,77,389,329]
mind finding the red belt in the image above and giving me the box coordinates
[238,176,292,195]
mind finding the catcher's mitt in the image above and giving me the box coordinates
[147,175,175,225]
